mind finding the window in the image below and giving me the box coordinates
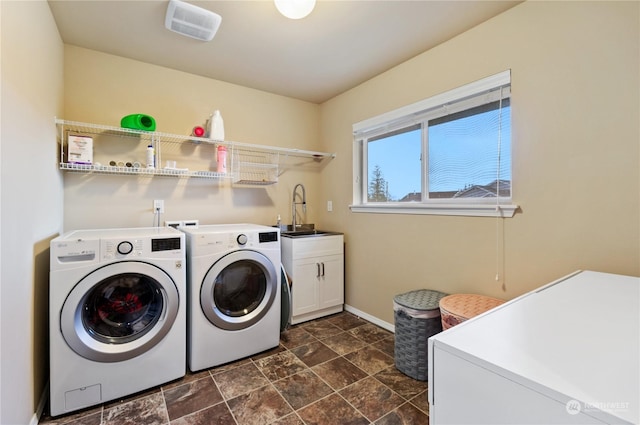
[352,70,517,217]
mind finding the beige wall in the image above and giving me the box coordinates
[63,1,640,327]
[0,2,637,422]
[319,1,640,324]
[1,1,64,424]
[63,45,323,231]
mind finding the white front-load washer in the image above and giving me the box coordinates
[49,227,186,417]
[181,224,281,371]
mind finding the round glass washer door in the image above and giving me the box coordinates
[60,261,179,362]
[201,250,277,331]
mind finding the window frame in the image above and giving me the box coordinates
[351,70,518,218]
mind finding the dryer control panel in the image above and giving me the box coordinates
[189,230,279,255]
[236,231,277,245]
[259,231,279,243]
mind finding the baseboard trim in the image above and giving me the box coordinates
[344,304,394,333]
[31,381,49,425]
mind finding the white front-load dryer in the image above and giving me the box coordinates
[181,224,281,371]
[49,227,186,417]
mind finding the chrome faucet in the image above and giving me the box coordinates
[292,183,306,229]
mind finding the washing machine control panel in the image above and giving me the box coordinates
[117,241,134,255]
[237,234,248,245]
[103,239,144,259]
[51,239,99,268]
[100,236,184,261]
[152,237,182,252]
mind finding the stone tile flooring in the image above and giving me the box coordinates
[40,312,428,425]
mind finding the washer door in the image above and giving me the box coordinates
[60,261,179,362]
[201,250,277,331]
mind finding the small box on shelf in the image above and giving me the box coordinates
[67,135,93,164]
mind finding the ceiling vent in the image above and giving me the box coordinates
[165,0,222,42]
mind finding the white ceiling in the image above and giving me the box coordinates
[48,0,520,104]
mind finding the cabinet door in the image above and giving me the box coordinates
[318,254,344,309]
[290,258,320,316]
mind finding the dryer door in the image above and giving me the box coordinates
[201,250,278,331]
[60,261,179,362]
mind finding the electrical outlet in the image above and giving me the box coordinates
[327,200,333,212]
[153,199,164,213]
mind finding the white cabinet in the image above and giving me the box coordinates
[281,234,344,324]
[428,270,639,425]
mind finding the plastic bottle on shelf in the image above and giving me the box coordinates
[146,145,155,169]
[204,115,212,138]
[209,110,225,141]
[217,145,227,174]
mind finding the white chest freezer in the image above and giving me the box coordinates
[428,270,639,425]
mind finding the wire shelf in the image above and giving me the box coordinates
[56,118,335,182]
[232,148,279,185]
[60,162,227,179]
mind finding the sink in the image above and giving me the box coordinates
[281,229,340,238]
[276,223,342,238]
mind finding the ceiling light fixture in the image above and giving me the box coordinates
[274,0,316,20]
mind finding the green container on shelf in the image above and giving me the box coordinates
[120,114,156,131]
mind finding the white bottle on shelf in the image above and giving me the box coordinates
[146,145,155,169]
[209,110,225,141]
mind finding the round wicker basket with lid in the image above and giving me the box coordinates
[439,294,505,330]
[393,289,449,381]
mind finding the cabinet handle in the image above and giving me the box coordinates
[316,263,321,277]
[321,262,325,277]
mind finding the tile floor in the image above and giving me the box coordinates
[40,311,429,425]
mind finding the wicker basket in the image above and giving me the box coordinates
[439,294,505,330]
[393,289,449,381]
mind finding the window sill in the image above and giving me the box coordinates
[349,202,519,218]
